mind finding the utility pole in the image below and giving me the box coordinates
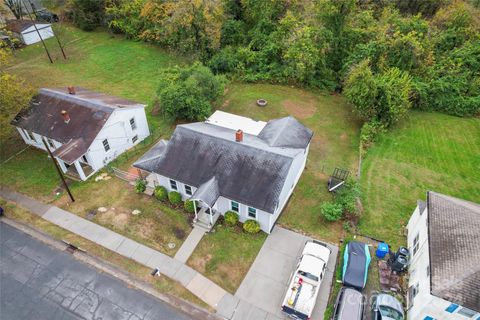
[42,139,75,202]
[21,0,53,63]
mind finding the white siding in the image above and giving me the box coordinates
[21,25,54,45]
[407,205,480,320]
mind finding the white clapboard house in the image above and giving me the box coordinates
[11,87,150,181]
[406,191,480,320]
[6,19,54,45]
[134,111,313,233]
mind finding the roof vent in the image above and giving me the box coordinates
[236,129,243,142]
[61,110,70,124]
[67,86,76,95]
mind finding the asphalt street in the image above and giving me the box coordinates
[0,221,192,320]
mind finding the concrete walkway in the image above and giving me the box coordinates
[0,189,226,310]
[174,226,206,263]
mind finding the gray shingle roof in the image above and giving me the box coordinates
[192,177,220,208]
[134,120,306,213]
[427,191,480,312]
[258,116,313,149]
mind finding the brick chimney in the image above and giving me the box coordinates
[67,86,76,95]
[61,110,70,124]
[236,129,243,142]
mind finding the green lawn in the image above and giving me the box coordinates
[358,111,480,247]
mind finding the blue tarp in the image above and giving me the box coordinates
[342,241,371,290]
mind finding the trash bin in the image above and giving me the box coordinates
[0,207,4,217]
[376,242,389,259]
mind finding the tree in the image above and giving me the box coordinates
[157,63,226,121]
[5,0,23,19]
[0,48,35,142]
[70,0,105,31]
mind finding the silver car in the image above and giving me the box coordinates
[371,294,404,320]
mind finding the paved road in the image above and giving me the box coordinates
[0,222,191,320]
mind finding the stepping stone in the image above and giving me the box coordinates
[132,209,141,215]
[97,207,108,213]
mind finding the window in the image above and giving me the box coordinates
[47,138,55,149]
[130,117,137,130]
[231,201,239,213]
[23,129,34,141]
[102,139,110,152]
[446,304,459,313]
[132,135,138,143]
[412,233,420,255]
[408,283,419,307]
[185,185,192,196]
[458,308,477,317]
[248,207,257,219]
[170,179,177,191]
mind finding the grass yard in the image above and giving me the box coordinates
[358,111,480,247]
[0,199,208,309]
[187,224,267,294]
[53,175,192,256]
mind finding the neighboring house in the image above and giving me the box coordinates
[11,87,150,181]
[6,19,53,45]
[134,111,313,233]
[406,191,480,320]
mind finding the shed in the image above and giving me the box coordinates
[6,19,54,45]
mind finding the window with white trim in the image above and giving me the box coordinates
[130,117,137,130]
[185,185,192,196]
[170,179,177,190]
[47,138,55,149]
[23,129,34,141]
[231,201,239,213]
[132,135,138,143]
[458,308,477,317]
[102,139,110,152]
[412,233,420,255]
[248,207,257,219]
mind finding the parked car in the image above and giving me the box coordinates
[281,240,331,320]
[342,241,371,290]
[371,294,404,320]
[331,287,365,320]
[35,9,59,23]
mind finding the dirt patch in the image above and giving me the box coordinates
[173,227,186,240]
[340,133,348,141]
[137,219,156,239]
[282,99,316,119]
[97,209,129,230]
[222,100,230,108]
[190,254,212,273]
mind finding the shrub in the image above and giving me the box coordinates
[70,0,105,31]
[360,120,385,151]
[184,199,196,213]
[335,179,360,216]
[154,186,168,201]
[224,210,239,226]
[243,219,261,234]
[135,179,146,193]
[168,191,182,205]
[320,202,343,222]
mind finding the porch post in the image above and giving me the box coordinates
[209,206,213,225]
[193,200,197,220]
[74,160,87,180]
[57,159,67,173]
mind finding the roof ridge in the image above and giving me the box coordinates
[40,88,116,113]
[178,123,297,160]
[428,191,480,213]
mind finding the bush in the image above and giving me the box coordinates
[243,219,261,234]
[154,186,168,201]
[320,202,343,222]
[224,210,239,226]
[335,179,360,216]
[135,179,146,193]
[360,120,385,151]
[184,199,196,213]
[168,191,182,205]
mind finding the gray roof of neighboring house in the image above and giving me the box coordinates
[258,116,313,149]
[134,118,311,213]
[427,191,480,312]
[11,87,145,163]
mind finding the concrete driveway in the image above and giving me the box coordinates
[235,226,338,319]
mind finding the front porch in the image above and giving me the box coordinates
[63,160,95,181]
[193,205,221,232]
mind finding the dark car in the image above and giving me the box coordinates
[371,294,404,320]
[342,241,372,290]
[35,9,59,23]
[331,287,365,320]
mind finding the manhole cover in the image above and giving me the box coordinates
[168,243,176,249]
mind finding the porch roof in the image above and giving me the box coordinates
[191,177,220,208]
[52,138,87,164]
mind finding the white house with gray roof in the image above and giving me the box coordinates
[134,111,313,233]
[406,191,480,320]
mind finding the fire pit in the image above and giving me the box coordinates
[256,99,268,107]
